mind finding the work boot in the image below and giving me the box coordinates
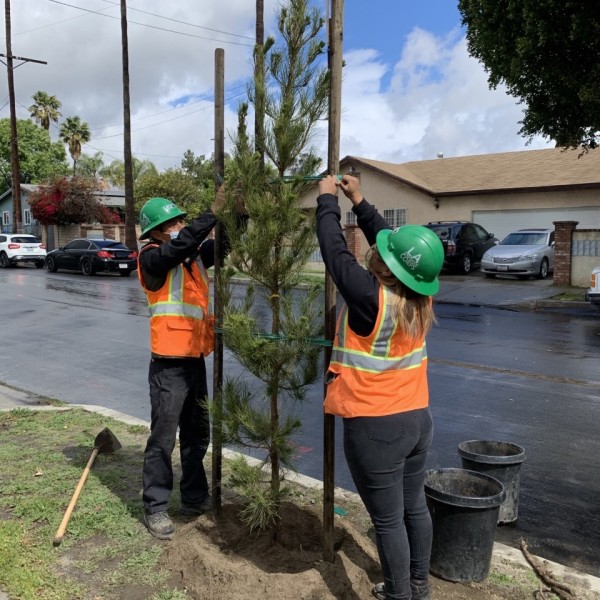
[179,495,212,516]
[410,578,431,600]
[372,580,432,600]
[143,511,174,540]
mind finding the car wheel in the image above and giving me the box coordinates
[459,253,472,275]
[484,273,496,279]
[35,261,44,269]
[119,269,131,277]
[537,258,549,280]
[0,252,9,268]
[46,256,58,272]
[81,258,96,276]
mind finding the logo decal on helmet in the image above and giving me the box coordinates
[399,246,421,271]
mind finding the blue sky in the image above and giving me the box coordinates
[3,0,551,170]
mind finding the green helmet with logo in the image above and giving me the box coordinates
[138,197,187,240]
[376,225,444,296]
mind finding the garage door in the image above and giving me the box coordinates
[472,207,600,242]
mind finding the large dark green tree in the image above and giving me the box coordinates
[0,119,68,194]
[458,0,600,150]
[216,0,328,536]
[133,168,208,216]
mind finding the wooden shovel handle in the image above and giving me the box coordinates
[53,447,99,547]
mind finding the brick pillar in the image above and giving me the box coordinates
[552,220,578,285]
[344,224,361,259]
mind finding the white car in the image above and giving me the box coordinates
[481,228,555,279]
[0,233,46,269]
[586,266,600,307]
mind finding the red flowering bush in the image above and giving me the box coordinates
[29,177,119,225]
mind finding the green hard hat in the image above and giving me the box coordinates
[376,225,444,296]
[139,197,187,240]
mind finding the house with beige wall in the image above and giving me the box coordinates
[300,147,600,266]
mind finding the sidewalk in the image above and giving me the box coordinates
[1,381,599,597]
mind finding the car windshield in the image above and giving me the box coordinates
[92,240,129,250]
[11,237,40,244]
[501,232,547,245]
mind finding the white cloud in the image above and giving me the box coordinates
[335,28,553,164]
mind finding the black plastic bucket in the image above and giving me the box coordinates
[458,440,525,524]
[425,468,505,582]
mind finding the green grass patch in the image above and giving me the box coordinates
[0,408,179,599]
[551,288,587,301]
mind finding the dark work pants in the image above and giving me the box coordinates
[343,408,433,600]
[142,357,210,514]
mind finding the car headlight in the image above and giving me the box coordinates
[520,253,538,261]
[482,252,491,261]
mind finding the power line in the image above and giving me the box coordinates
[48,0,254,47]
[93,90,247,140]
[14,3,116,37]
[97,0,255,41]
[93,83,248,131]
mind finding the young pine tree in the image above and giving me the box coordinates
[215,0,329,536]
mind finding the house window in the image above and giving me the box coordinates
[24,209,32,225]
[2,211,9,226]
[346,211,357,225]
[383,208,406,228]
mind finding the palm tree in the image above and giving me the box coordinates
[29,91,62,131]
[99,157,157,188]
[59,116,91,174]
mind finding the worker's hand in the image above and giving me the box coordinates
[338,174,363,206]
[318,175,339,197]
[211,184,227,214]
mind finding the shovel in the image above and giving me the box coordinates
[53,427,122,547]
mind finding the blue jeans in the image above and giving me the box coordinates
[142,357,210,513]
[343,408,433,600]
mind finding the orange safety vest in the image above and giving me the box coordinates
[138,244,214,358]
[325,285,429,417]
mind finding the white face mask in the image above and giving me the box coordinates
[168,231,179,240]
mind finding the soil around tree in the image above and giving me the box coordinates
[149,498,592,600]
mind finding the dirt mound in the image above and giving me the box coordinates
[163,501,381,600]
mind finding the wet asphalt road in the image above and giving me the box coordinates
[1,267,599,576]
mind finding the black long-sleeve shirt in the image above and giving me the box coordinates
[316,193,391,337]
[138,209,220,292]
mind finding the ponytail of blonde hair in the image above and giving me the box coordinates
[366,245,437,339]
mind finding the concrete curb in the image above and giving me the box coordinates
[2,400,599,595]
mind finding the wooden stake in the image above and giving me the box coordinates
[211,47,225,517]
[323,0,344,564]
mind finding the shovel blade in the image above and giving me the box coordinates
[93,427,122,454]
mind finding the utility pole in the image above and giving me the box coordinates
[212,47,225,517]
[2,0,45,233]
[120,0,136,250]
[323,0,344,564]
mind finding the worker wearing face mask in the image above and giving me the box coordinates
[136,190,228,540]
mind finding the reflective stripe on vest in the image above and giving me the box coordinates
[138,244,213,357]
[324,285,429,417]
[330,287,427,373]
[147,262,206,321]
